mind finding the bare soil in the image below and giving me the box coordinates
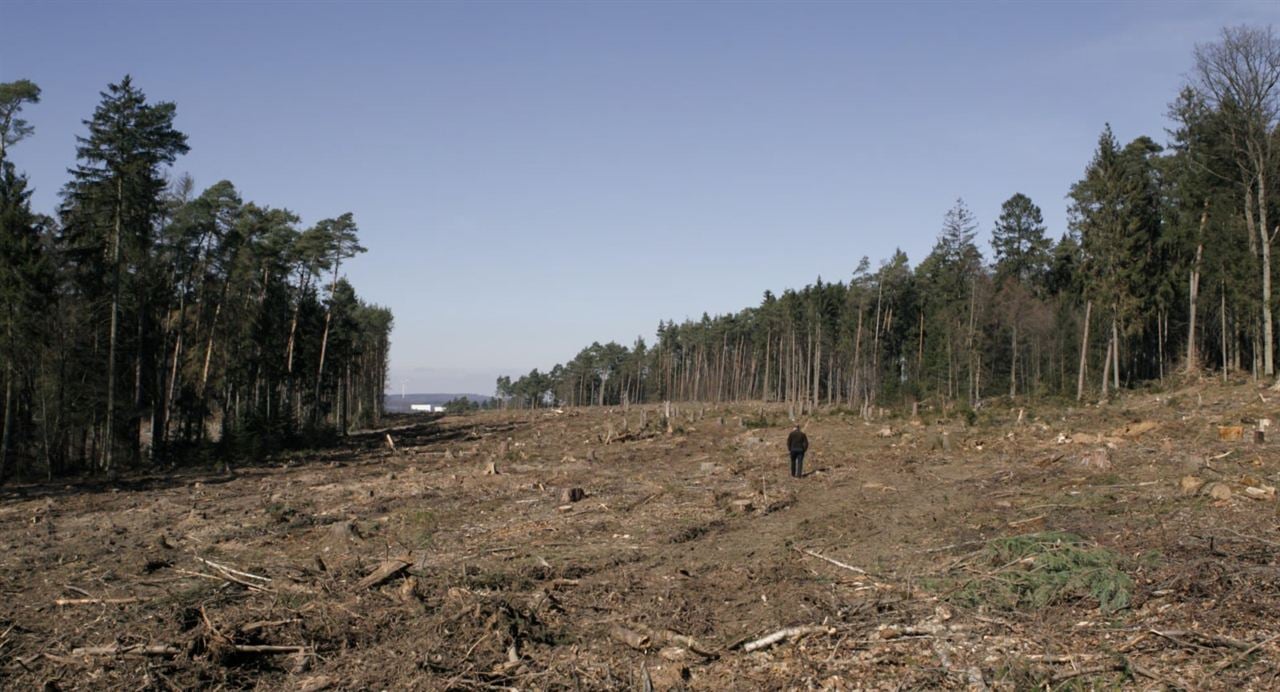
[2,381,1279,690]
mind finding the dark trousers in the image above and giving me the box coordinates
[789,450,805,478]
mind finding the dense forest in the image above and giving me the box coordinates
[0,76,392,480]
[498,27,1280,415]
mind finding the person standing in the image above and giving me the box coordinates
[786,423,809,478]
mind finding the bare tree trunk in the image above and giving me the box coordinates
[966,280,977,406]
[1260,169,1275,381]
[200,301,222,394]
[0,355,11,481]
[762,330,771,402]
[1009,323,1017,399]
[1111,315,1120,391]
[1158,309,1165,382]
[1100,334,1112,399]
[916,309,925,380]
[871,284,883,384]
[1187,204,1207,375]
[851,309,863,408]
[1222,282,1229,382]
[1076,301,1092,401]
[812,321,820,411]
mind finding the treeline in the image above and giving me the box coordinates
[0,76,392,480]
[498,26,1280,414]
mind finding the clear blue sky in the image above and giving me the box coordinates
[3,1,1276,394]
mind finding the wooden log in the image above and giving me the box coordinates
[610,626,651,651]
[70,642,307,657]
[55,597,144,606]
[658,629,717,658]
[1218,425,1244,441]
[239,619,302,634]
[356,557,412,589]
[71,644,181,657]
[229,644,309,654]
[297,676,335,692]
[741,625,832,652]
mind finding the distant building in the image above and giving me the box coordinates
[410,404,446,413]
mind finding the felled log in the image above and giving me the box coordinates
[71,643,181,657]
[55,597,144,606]
[356,556,412,589]
[70,642,309,658]
[658,629,717,658]
[610,626,651,651]
[741,625,832,652]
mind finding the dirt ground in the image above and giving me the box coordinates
[2,381,1279,690]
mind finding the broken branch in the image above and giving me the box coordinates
[742,625,833,652]
[54,597,144,606]
[197,557,272,583]
[795,547,867,575]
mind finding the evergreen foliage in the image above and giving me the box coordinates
[497,27,1280,412]
[0,77,392,480]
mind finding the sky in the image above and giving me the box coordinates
[2,1,1277,395]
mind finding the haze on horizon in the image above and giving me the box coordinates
[3,0,1277,395]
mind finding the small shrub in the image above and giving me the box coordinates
[742,414,772,429]
[937,531,1132,613]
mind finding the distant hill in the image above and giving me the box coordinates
[383,393,492,413]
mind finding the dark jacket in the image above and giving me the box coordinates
[787,429,809,453]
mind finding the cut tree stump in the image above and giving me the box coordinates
[1218,426,1244,441]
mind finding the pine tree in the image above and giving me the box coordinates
[60,76,189,470]
[991,193,1051,292]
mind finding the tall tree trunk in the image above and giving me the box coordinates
[314,258,344,424]
[1222,282,1229,382]
[1009,323,1017,399]
[1076,301,1092,401]
[812,321,820,411]
[1158,309,1165,382]
[1101,334,1112,399]
[1187,246,1198,373]
[762,330,771,402]
[1187,203,1207,375]
[104,177,123,472]
[916,309,925,380]
[851,308,863,408]
[0,353,11,482]
[1111,314,1120,391]
[1259,169,1275,381]
[966,280,978,406]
